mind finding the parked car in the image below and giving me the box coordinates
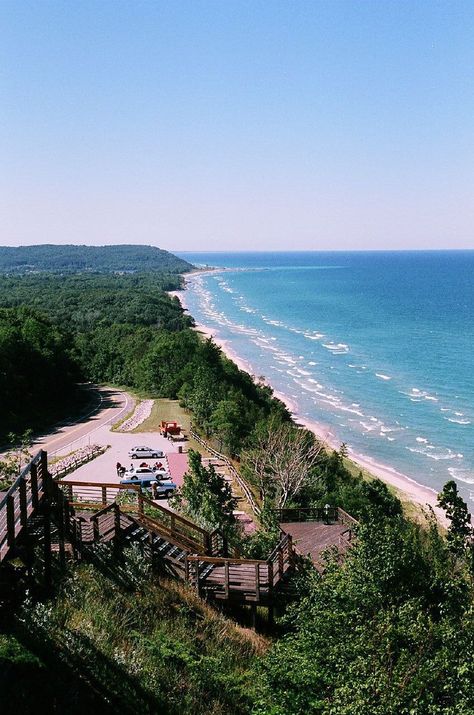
[120,473,177,498]
[154,470,171,479]
[123,466,171,480]
[123,466,155,479]
[128,446,164,459]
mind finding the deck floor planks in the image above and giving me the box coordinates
[280,521,348,569]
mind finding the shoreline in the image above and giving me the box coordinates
[171,279,448,525]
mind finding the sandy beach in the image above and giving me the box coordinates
[172,279,448,524]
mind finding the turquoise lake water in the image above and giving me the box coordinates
[177,251,474,504]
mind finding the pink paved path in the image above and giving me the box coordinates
[167,452,189,488]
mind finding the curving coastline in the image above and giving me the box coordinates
[173,275,448,524]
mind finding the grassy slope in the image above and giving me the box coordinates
[1,546,266,715]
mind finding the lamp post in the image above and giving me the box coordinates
[324,503,331,525]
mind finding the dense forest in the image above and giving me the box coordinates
[0,307,81,439]
[0,244,192,274]
[0,267,288,447]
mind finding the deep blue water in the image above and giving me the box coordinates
[177,251,474,503]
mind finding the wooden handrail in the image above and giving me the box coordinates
[0,450,44,511]
[58,480,140,490]
[337,507,359,528]
[270,506,339,523]
[138,514,205,553]
[90,502,118,520]
[58,481,209,542]
[190,430,262,517]
[139,493,209,537]
[1,450,84,567]
[268,533,290,563]
[186,555,268,565]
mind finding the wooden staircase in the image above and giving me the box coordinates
[0,452,296,611]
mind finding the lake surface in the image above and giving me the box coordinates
[177,251,474,504]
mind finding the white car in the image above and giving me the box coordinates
[123,466,155,479]
[128,446,164,459]
[123,466,171,480]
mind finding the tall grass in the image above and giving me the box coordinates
[4,545,267,714]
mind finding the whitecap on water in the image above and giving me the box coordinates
[401,387,439,403]
[448,467,474,484]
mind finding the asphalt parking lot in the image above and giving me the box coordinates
[60,425,189,509]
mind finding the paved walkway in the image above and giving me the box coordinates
[166,452,189,488]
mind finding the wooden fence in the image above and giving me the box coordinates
[190,430,261,518]
[50,445,108,480]
[271,506,339,523]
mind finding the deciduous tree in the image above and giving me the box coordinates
[438,480,473,558]
[242,418,323,508]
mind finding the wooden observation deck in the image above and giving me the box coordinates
[272,506,358,570]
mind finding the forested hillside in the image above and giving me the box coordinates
[0,244,192,274]
[0,270,288,445]
[0,307,80,439]
[0,273,191,330]
[2,493,473,714]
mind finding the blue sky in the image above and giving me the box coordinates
[1,1,473,250]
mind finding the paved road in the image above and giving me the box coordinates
[31,386,134,457]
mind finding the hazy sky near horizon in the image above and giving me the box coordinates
[1,1,474,251]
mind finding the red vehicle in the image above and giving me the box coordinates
[160,420,181,436]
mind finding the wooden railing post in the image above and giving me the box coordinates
[42,469,51,502]
[93,516,100,542]
[278,544,284,579]
[56,494,66,566]
[112,504,123,557]
[184,554,189,582]
[74,518,82,557]
[137,490,144,515]
[30,463,39,510]
[195,562,201,595]
[43,503,52,589]
[101,486,107,506]
[40,450,48,479]
[255,563,260,603]
[19,478,28,527]
[268,561,274,592]
[224,560,230,599]
[6,494,15,546]
[63,498,71,536]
